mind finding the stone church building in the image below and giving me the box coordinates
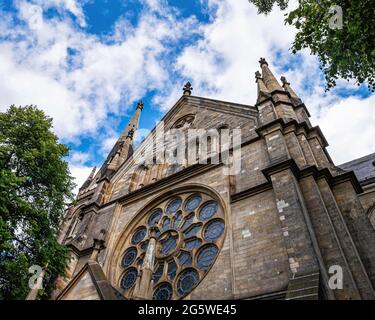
[53,59,375,300]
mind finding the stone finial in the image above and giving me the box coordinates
[259,57,268,66]
[137,100,144,110]
[183,81,193,96]
[255,71,262,81]
[280,76,290,86]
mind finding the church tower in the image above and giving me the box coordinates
[52,59,375,300]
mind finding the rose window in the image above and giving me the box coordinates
[118,191,225,300]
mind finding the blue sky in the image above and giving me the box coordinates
[0,0,374,191]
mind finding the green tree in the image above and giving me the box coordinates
[0,105,75,299]
[249,0,375,91]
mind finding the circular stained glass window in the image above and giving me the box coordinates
[148,209,163,226]
[131,226,147,244]
[121,247,137,267]
[153,283,173,300]
[177,269,199,296]
[118,191,225,299]
[166,198,182,215]
[185,194,202,212]
[121,268,138,290]
[197,245,219,271]
[203,219,225,241]
[199,202,218,221]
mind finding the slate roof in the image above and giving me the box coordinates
[338,152,375,186]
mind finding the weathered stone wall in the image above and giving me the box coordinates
[61,271,100,300]
[57,90,375,300]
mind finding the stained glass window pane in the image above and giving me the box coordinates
[148,209,163,226]
[121,268,138,290]
[153,283,173,300]
[184,194,202,212]
[153,263,164,284]
[131,226,147,245]
[137,257,144,266]
[154,228,161,239]
[173,211,183,229]
[160,234,178,256]
[178,251,192,266]
[197,245,219,271]
[166,198,182,215]
[167,260,177,280]
[181,213,194,231]
[203,219,225,241]
[199,202,218,221]
[184,238,202,250]
[121,247,137,267]
[183,224,202,238]
[177,269,199,296]
[140,240,149,252]
[162,217,170,232]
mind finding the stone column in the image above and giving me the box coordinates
[133,228,157,300]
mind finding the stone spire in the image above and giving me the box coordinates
[107,101,144,172]
[79,167,96,192]
[183,82,193,96]
[259,58,283,92]
[119,100,144,141]
[255,70,271,104]
[281,76,302,105]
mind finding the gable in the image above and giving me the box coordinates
[57,262,118,300]
[109,96,259,200]
[60,267,101,300]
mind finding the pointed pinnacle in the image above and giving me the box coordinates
[259,57,268,66]
[137,100,144,110]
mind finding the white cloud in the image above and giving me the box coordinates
[173,0,297,104]
[70,151,91,165]
[167,0,375,164]
[24,0,87,27]
[1,0,374,187]
[100,136,118,155]
[69,164,93,195]
[0,1,199,140]
[316,95,375,164]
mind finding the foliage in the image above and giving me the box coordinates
[0,105,75,299]
[249,0,375,91]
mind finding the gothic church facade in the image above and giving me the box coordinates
[53,59,375,300]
